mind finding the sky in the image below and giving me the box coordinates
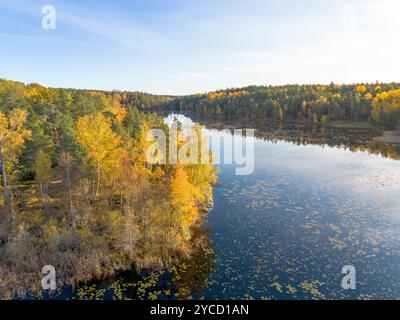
[1,0,400,95]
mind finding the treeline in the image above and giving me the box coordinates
[0,79,217,298]
[163,83,400,129]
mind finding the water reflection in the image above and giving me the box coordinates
[34,225,216,300]
[169,111,400,161]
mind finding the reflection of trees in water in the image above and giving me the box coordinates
[0,209,216,300]
[59,224,216,300]
[177,111,400,161]
[170,226,216,299]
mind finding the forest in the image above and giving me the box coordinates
[159,83,400,130]
[0,79,217,298]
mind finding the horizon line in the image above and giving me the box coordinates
[1,76,398,97]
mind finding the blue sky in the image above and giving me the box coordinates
[1,0,400,94]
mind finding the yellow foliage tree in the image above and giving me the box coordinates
[356,85,367,93]
[186,123,218,203]
[0,109,31,215]
[371,90,400,128]
[170,165,198,239]
[134,121,152,168]
[76,113,123,196]
[132,120,166,176]
[107,95,127,124]
[364,93,373,100]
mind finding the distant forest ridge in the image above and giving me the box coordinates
[2,79,400,130]
[156,83,400,130]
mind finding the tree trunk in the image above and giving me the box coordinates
[95,164,100,197]
[66,168,74,225]
[39,181,48,216]
[0,148,13,218]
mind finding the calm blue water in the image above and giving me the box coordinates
[166,114,400,300]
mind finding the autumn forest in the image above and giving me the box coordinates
[163,83,400,130]
[0,79,217,298]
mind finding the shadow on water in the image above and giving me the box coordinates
[23,225,217,300]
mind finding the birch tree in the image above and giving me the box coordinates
[0,109,31,217]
